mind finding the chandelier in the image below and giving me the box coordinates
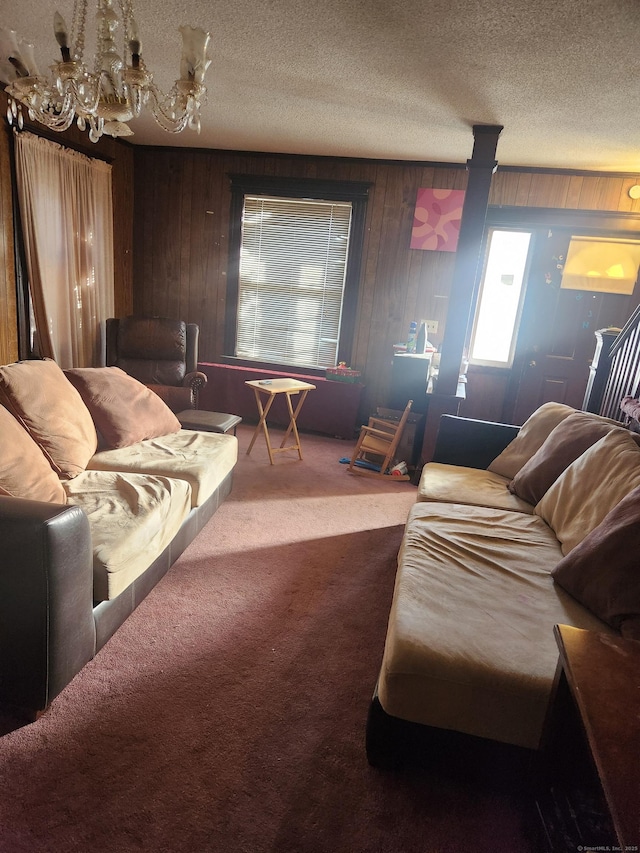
[0,0,211,141]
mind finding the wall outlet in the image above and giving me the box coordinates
[426,320,439,334]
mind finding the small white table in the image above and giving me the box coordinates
[245,378,316,464]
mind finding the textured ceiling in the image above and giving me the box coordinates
[4,0,640,171]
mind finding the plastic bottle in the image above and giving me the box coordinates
[406,321,418,353]
[390,461,408,476]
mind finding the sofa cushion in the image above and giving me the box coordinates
[87,429,238,508]
[535,428,640,555]
[487,402,575,480]
[0,405,67,503]
[377,501,613,750]
[64,366,181,448]
[0,358,97,479]
[417,462,534,513]
[509,412,619,505]
[64,470,192,601]
[551,484,640,639]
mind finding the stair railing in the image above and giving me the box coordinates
[599,304,640,421]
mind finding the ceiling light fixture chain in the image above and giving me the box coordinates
[71,0,87,63]
[0,0,211,141]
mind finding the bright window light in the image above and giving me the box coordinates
[470,229,532,367]
[236,195,352,369]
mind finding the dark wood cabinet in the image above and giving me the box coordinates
[389,354,433,413]
[536,625,639,853]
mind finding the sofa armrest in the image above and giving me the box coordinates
[0,496,96,715]
[432,415,520,470]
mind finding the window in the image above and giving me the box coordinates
[469,228,532,367]
[226,175,370,372]
[237,195,351,368]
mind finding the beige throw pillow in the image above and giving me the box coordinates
[535,428,640,555]
[487,402,576,480]
[0,359,97,479]
[0,405,67,503]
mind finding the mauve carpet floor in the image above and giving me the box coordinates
[0,426,538,853]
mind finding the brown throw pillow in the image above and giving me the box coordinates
[508,412,618,505]
[0,358,97,479]
[551,485,640,638]
[64,366,182,449]
[0,405,66,503]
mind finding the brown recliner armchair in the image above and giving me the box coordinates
[106,316,208,412]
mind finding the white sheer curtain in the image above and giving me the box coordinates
[14,131,114,368]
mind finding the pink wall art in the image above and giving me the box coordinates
[410,188,465,252]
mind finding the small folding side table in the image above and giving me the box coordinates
[245,378,316,464]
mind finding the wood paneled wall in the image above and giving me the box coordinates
[133,148,469,418]
[3,98,640,421]
[133,146,640,421]
[489,170,640,212]
[0,90,134,365]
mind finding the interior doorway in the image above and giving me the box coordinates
[503,227,640,424]
[465,209,640,426]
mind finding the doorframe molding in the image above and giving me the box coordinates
[487,205,640,237]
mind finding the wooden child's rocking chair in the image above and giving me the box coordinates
[347,400,413,481]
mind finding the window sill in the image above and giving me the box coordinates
[218,355,327,379]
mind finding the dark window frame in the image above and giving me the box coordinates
[224,174,371,376]
[8,129,34,360]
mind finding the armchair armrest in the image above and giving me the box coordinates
[183,370,208,394]
[0,496,96,715]
[147,384,195,413]
[432,414,520,470]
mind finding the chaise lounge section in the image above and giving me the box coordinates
[367,403,640,772]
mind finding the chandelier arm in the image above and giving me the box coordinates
[69,77,101,118]
[144,84,191,133]
[6,83,76,132]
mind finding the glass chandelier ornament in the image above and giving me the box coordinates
[0,0,211,141]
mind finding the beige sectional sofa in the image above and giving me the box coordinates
[0,359,237,718]
[367,403,640,769]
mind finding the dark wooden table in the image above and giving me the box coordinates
[552,624,640,851]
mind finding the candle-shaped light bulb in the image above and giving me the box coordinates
[53,12,71,61]
[8,55,29,78]
[128,17,141,67]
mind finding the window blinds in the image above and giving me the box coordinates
[236,195,352,369]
